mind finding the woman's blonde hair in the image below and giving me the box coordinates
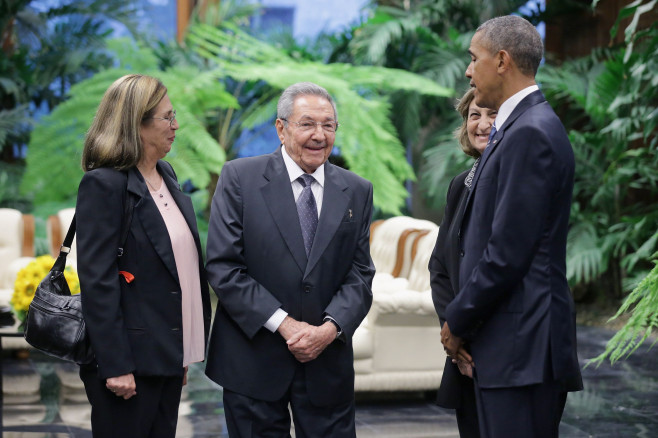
[454,88,480,158]
[81,74,167,171]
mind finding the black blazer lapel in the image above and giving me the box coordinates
[128,167,180,283]
[260,149,307,274]
[305,162,350,277]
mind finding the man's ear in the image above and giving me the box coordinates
[496,50,513,73]
[275,118,285,143]
[497,49,512,73]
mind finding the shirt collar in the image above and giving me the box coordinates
[280,144,325,187]
[494,84,539,131]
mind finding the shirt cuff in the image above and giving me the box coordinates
[264,308,288,332]
[323,315,344,341]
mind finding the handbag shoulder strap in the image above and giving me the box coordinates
[53,173,135,271]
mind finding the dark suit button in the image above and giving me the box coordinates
[304,285,311,293]
[460,251,465,257]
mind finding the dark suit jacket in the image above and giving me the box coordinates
[429,169,473,408]
[446,91,583,391]
[76,161,212,380]
[204,147,375,407]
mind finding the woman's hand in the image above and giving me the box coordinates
[106,373,137,400]
[453,359,474,379]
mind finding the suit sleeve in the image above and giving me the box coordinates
[323,181,375,338]
[447,125,566,337]
[430,176,458,326]
[77,170,135,379]
[205,162,283,339]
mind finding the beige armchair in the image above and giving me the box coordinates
[0,208,36,293]
[370,216,438,294]
[47,207,76,260]
[0,209,36,349]
[355,227,445,392]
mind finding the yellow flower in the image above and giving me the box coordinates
[11,255,81,318]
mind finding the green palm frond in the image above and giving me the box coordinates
[0,105,30,146]
[590,253,658,366]
[566,221,606,285]
[186,22,453,214]
[21,40,232,205]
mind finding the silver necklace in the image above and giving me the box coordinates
[143,173,162,191]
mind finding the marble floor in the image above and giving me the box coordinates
[1,325,656,437]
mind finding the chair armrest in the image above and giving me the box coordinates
[372,273,409,295]
[370,288,437,318]
[1,257,36,289]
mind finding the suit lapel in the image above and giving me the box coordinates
[305,162,349,277]
[462,90,546,213]
[128,167,180,283]
[261,149,308,274]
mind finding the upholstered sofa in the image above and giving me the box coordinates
[0,208,36,349]
[354,219,445,392]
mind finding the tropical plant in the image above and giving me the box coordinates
[329,0,528,212]
[583,0,658,364]
[590,250,658,366]
[186,21,452,214]
[538,0,658,298]
[20,38,234,209]
[0,0,138,163]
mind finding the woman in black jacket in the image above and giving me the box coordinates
[76,74,211,438]
[429,87,497,438]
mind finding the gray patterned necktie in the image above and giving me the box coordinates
[296,174,318,256]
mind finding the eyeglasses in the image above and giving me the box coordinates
[149,110,177,127]
[280,118,339,133]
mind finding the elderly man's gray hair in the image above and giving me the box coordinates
[277,82,338,121]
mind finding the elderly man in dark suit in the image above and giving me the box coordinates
[441,16,584,438]
[205,82,375,437]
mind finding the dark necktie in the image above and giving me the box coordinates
[487,124,497,148]
[296,174,318,256]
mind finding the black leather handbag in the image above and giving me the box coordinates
[24,194,134,364]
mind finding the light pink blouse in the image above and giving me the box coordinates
[149,181,205,367]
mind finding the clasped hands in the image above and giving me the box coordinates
[278,316,337,363]
[441,322,474,378]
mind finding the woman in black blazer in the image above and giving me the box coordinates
[76,74,211,438]
[429,87,496,438]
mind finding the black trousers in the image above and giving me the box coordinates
[79,365,183,438]
[456,376,480,438]
[222,365,356,438]
[473,379,567,438]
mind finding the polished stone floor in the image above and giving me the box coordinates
[1,325,656,437]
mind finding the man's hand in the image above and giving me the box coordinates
[286,321,337,363]
[441,322,473,364]
[106,373,137,400]
[454,358,474,378]
[277,316,311,341]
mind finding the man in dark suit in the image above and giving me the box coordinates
[205,82,375,437]
[440,16,583,438]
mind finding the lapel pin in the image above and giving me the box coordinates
[349,209,353,219]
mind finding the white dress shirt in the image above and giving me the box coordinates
[492,84,539,132]
[263,145,326,332]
